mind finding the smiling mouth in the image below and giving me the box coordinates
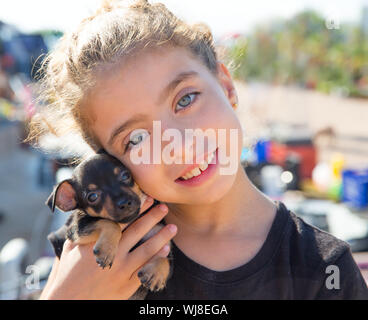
[176,148,218,181]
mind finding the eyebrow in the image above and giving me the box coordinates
[156,70,199,105]
[108,70,199,147]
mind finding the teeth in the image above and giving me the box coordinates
[191,167,202,177]
[180,149,216,180]
[183,172,193,180]
[199,162,208,171]
[207,151,215,164]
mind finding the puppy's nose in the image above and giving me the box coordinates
[116,198,133,210]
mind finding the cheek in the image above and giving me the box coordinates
[205,95,243,158]
[127,163,164,198]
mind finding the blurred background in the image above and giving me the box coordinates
[0,0,367,299]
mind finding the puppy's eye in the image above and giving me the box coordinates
[87,192,99,203]
[118,170,131,182]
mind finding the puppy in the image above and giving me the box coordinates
[46,150,172,298]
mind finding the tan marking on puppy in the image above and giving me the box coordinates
[73,219,122,268]
[85,207,99,218]
[104,195,114,214]
[113,167,120,175]
[137,223,171,291]
[71,218,104,245]
[85,206,111,220]
[138,256,171,291]
[73,230,100,245]
[132,181,147,205]
[93,219,122,268]
[88,184,98,190]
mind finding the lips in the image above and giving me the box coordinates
[174,147,219,186]
[175,147,218,181]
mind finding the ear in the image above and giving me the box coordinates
[216,61,238,109]
[46,179,78,212]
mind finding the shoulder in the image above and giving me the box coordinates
[279,202,350,268]
[279,202,368,298]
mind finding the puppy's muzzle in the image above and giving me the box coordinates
[117,197,135,210]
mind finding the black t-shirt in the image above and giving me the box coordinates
[145,201,368,300]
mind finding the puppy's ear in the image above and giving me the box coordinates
[46,179,78,212]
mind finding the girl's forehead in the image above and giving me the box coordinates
[93,46,209,95]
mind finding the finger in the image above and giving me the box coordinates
[118,203,169,251]
[138,242,171,264]
[139,196,155,214]
[62,238,75,254]
[126,224,177,272]
[40,257,60,299]
[153,243,171,259]
[118,196,155,232]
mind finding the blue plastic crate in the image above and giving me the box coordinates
[342,169,368,210]
[255,140,270,163]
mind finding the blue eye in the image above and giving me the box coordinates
[130,133,144,145]
[175,92,200,112]
[124,129,149,152]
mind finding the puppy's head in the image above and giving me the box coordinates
[46,152,148,223]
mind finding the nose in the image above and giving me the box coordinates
[116,198,133,210]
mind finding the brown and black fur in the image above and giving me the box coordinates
[46,150,173,298]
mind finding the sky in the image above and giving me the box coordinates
[0,0,367,39]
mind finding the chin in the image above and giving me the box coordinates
[182,175,237,205]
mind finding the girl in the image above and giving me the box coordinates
[29,0,367,299]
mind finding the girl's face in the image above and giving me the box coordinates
[84,46,243,204]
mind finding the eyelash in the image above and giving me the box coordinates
[123,130,149,153]
[175,91,201,112]
[122,91,201,153]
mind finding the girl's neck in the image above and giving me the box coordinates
[165,164,277,238]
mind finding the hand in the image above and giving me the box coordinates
[40,197,176,300]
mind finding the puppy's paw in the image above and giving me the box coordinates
[137,257,170,292]
[93,246,116,269]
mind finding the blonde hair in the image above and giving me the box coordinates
[26,0,221,155]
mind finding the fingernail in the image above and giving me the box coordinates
[168,224,177,233]
[159,204,168,213]
[163,244,170,252]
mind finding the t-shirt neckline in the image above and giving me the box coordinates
[165,201,290,284]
